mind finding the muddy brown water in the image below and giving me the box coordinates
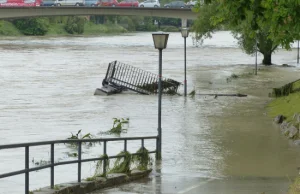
[1,32,300,193]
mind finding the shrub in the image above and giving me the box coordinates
[65,16,85,34]
[13,17,49,35]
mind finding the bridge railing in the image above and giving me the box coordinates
[0,136,158,194]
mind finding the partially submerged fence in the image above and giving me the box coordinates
[102,61,181,95]
[0,136,157,194]
[272,79,300,97]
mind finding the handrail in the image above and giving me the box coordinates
[0,136,157,149]
[0,136,158,194]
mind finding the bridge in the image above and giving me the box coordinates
[0,7,198,20]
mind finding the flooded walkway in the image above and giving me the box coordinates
[1,32,300,193]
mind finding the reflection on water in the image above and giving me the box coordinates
[0,32,300,193]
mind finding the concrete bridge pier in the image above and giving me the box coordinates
[181,18,187,28]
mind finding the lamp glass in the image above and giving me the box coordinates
[152,32,169,49]
[181,28,189,38]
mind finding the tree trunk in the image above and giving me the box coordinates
[262,53,272,65]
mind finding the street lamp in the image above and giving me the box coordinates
[297,40,299,64]
[181,28,189,96]
[255,30,259,75]
[152,32,169,160]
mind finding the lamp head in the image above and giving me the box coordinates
[152,32,169,49]
[181,28,189,38]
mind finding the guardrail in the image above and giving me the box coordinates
[0,136,158,194]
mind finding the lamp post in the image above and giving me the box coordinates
[297,40,299,64]
[152,32,169,160]
[255,30,259,75]
[181,28,189,96]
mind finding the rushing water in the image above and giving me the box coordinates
[1,32,300,194]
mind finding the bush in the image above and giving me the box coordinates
[13,17,49,35]
[0,20,21,36]
[65,16,85,34]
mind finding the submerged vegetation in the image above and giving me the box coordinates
[271,79,300,98]
[85,147,152,181]
[109,118,129,134]
[66,129,94,147]
[226,72,253,83]
[189,90,196,97]
[138,80,181,95]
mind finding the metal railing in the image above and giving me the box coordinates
[0,136,158,194]
[103,61,181,95]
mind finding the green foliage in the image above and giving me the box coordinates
[0,20,22,36]
[109,118,129,134]
[271,79,300,98]
[93,148,152,178]
[268,92,300,124]
[119,16,136,31]
[262,1,300,49]
[109,151,132,174]
[84,22,127,35]
[193,0,278,65]
[66,129,94,147]
[189,90,196,97]
[94,154,109,177]
[85,176,96,181]
[226,72,253,83]
[32,158,50,166]
[65,16,85,34]
[160,25,179,32]
[67,152,78,157]
[132,147,152,170]
[47,23,69,36]
[13,17,49,35]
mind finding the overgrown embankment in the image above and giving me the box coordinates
[288,176,300,194]
[267,79,300,194]
[0,17,127,37]
[267,79,300,140]
[0,15,183,37]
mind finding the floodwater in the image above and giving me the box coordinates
[1,31,300,194]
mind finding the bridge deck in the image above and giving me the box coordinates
[0,7,198,19]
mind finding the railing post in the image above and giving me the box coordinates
[124,140,127,152]
[50,144,54,189]
[103,141,107,176]
[156,136,159,160]
[25,146,29,194]
[141,139,144,151]
[78,142,82,183]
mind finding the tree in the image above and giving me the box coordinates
[13,17,49,36]
[262,0,300,49]
[65,16,85,34]
[193,0,278,65]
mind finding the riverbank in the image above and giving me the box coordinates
[267,78,300,140]
[0,18,180,37]
[0,20,127,36]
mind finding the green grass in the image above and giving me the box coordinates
[46,23,69,36]
[288,176,300,194]
[160,25,179,32]
[0,20,22,36]
[292,80,300,92]
[84,22,127,35]
[267,92,300,123]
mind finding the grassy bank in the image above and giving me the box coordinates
[288,176,300,194]
[0,20,127,37]
[84,22,127,35]
[0,20,22,36]
[268,92,300,123]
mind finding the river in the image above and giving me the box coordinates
[1,32,300,194]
